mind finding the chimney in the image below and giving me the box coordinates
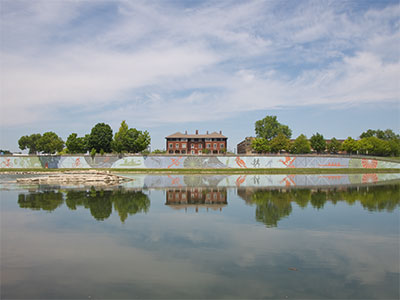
[185,130,187,135]
[220,130,222,134]
[206,131,209,134]
[196,130,198,135]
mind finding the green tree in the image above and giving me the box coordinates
[341,137,358,154]
[37,132,64,154]
[90,148,96,159]
[327,138,341,154]
[388,138,400,156]
[310,133,326,153]
[290,134,311,154]
[112,120,129,153]
[18,133,41,154]
[66,133,87,154]
[111,121,151,153]
[127,128,151,153]
[251,138,270,153]
[255,115,292,141]
[88,123,113,153]
[152,149,166,154]
[360,129,399,140]
[270,132,291,153]
[358,137,390,156]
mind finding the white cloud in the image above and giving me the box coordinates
[0,0,399,128]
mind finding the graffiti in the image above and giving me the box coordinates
[168,157,183,168]
[362,173,379,183]
[236,175,247,187]
[235,156,247,168]
[168,175,182,187]
[0,158,13,168]
[279,157,296,168]
[1,155,399,169]
[253,175,260,185]
[251,158,260,168]
[361,159,378,169]
[318,163,346,167]
[280,175,296,187]
[72,158,81,168]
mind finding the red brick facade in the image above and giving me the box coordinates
[166,130,227,155]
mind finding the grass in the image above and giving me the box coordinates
[1,168,399,175]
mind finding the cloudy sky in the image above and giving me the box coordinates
[1,0,399,152]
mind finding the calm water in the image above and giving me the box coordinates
[1,174,399,299]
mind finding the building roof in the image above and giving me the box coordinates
[166,131,227,139]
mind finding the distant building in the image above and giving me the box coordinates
[166,130,227,155]
[237,137,256,154]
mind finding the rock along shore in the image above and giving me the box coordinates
[15,170,130,186]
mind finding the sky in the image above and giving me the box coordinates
[0,0,399,153]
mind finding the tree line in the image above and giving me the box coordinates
[251,115,400,156]
[18,121,151,155]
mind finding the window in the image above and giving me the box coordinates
[191,144,194,149]
[199,150,202,154]
[169,143,173,148]
[199,144,202,149]
[182,144,186,148]
[214,143,217,149]
[176,143,179,148]
[207,143,211,148]
[220,143,224,148]
[191,150,195,154]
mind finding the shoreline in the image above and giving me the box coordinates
[1,168,399,175]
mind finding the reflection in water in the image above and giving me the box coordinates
[3,180,399,299]
[166,188,227,212]
[18,188,150,222]
[238,184,400,227]
[18,191,64,212]
[16,184,399,226]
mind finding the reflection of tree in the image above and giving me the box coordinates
[18,191,64,211]
[113,190,150,222]
[251,190,292,227]
[310,190,326,210]
[65,188,150,222]
[238,183,400,227]
[357,185,399,212]
[292,189,311,208]
[18,188,150,222]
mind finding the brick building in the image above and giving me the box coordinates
[166,130,227,155]
[237,137,256,154]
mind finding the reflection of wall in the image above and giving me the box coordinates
[128,173,400,189]
[1,155,400,169]
[166,188,227,212]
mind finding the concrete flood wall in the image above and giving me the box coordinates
[1,155,399,169]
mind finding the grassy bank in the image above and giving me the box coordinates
[1,168,399,175]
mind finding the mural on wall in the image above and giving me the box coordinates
[1,155,400,169]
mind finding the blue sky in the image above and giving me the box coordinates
[1,0,399,152]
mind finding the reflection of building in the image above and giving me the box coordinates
[166,187,227,212]
[166,130,228,155]
[237,137,256,154]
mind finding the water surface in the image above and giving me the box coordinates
[1,174,399,299]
